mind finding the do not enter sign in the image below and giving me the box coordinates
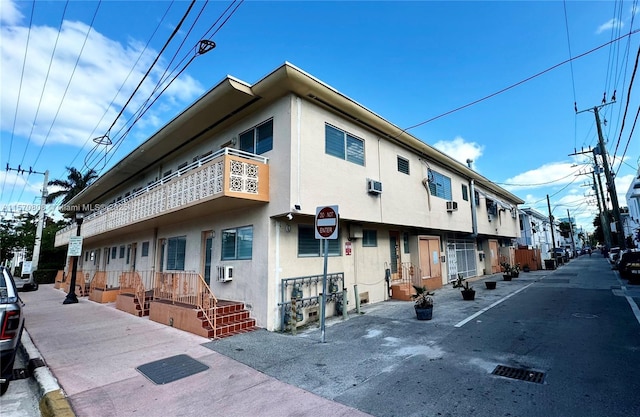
[315,205,339,239]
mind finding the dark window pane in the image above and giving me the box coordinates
[298,225,319,256]
[221,230,237,260]
[239,131,254,153]
[256,120,273,154]
[325,125,345,159]
[346,134,364,165]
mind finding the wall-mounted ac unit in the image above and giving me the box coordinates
[511,210,517,219]
[217,265,233,282]
[446,201,458,212]
[367,179,382,194]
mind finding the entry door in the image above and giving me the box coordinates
[103,248,109,269]
[489,239,500,273]
[388,231,401,279]
[203,236,213,285]
[418,236,442,289]
[130,243,137,270]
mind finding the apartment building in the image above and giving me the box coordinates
[55,63,524,332]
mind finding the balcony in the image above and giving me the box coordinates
[55,148,269,246]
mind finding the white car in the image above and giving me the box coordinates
[608,247,621,264]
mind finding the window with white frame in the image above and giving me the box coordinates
[221,226,253,260]
[297,225,340,256]
[363,229,377,247]
[325,124,365,166]
[141,241,149,257]
[462,184,469,201]
[428,169,452,200]
[166,236,186,270]
[240,119,273,155]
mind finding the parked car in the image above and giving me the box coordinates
[0,266,25,395]
[617,250,640,278]
[608,247,621,265]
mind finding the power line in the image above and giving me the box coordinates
[612,44,640,168]
[616,105,640,177]
[398,28,640,134]
[2,1,36,202]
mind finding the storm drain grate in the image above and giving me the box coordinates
[136,354,209,385]
[492,365,545,384]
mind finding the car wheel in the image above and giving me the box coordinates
[0,380,9,396]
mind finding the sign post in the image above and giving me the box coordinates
[315,205,338,343]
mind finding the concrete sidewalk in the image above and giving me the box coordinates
[19,285,372,417]
[23,259,622,417]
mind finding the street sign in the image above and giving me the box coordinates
[68,236,83,257]
[315,205,339,239]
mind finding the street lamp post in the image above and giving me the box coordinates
[63,212,84,305]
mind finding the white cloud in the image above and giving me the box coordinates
[502,161,579,191]
[596,18,623,34]
[0,0,23,25]
[0,9,205,149]
[432,136,483,168]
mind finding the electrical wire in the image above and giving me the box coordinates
[63,0,177,177]
[494,168,582,187]
[615,105,640,177]
[611,44,639,168]
[562,0,578,151]
[92,0,244,174]
[396,28,640,135]
[2,1,36,202]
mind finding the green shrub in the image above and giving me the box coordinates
[33,269,58,284]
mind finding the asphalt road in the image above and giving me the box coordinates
[206,255,640,417]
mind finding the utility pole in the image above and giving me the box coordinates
[30,170,48,285]
[547,195,558,268]
[5,165,48,286]
[567,209,576,256]
[591,170,612,248]
[594,107,625,249]
[577,102,625,249]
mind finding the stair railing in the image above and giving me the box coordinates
[153,271,218,338]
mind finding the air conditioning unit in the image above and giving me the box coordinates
[511,209,517,219]
[217,265,233,282]
[446,201,458,212]
[367,179,382,194]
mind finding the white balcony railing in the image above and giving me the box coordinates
[55,148,268,246]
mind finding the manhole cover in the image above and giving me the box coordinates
[491,365,545,384]
[136,354,209,385]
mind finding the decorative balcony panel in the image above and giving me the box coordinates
[55,149,269,247]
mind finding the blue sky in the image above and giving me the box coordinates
[1,0,638,234]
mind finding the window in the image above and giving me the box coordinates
[240,119,273,154]
[325,124,364,166]
[166,236,186,270]
[141,242,149,257]
[462,184,469,201]
[474,190,480,206]
[298,225,340,256]
[84,252,89,262]
[126,246,131,265]
[403,232,410,253]
[397,156,410,175]
[111,247,117,259]
[119,246,125,259]
[363,230,377,247]
[221,226,253,260]
[427,169,452,200]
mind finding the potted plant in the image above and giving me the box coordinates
[412,285,434,320]
[522,264,530,273]
[485,281,497,290]
[501,262,513,281]
[511,263,520,278]
[452,274,475,300]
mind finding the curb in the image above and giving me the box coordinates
[19,329,76,417]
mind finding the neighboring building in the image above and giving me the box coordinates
[625,166,640,248]
[518,207,552,258]
[54,63,524,332]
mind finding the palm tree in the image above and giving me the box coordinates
[46,167,98,205]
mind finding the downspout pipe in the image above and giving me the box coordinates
[467,159,478,237]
